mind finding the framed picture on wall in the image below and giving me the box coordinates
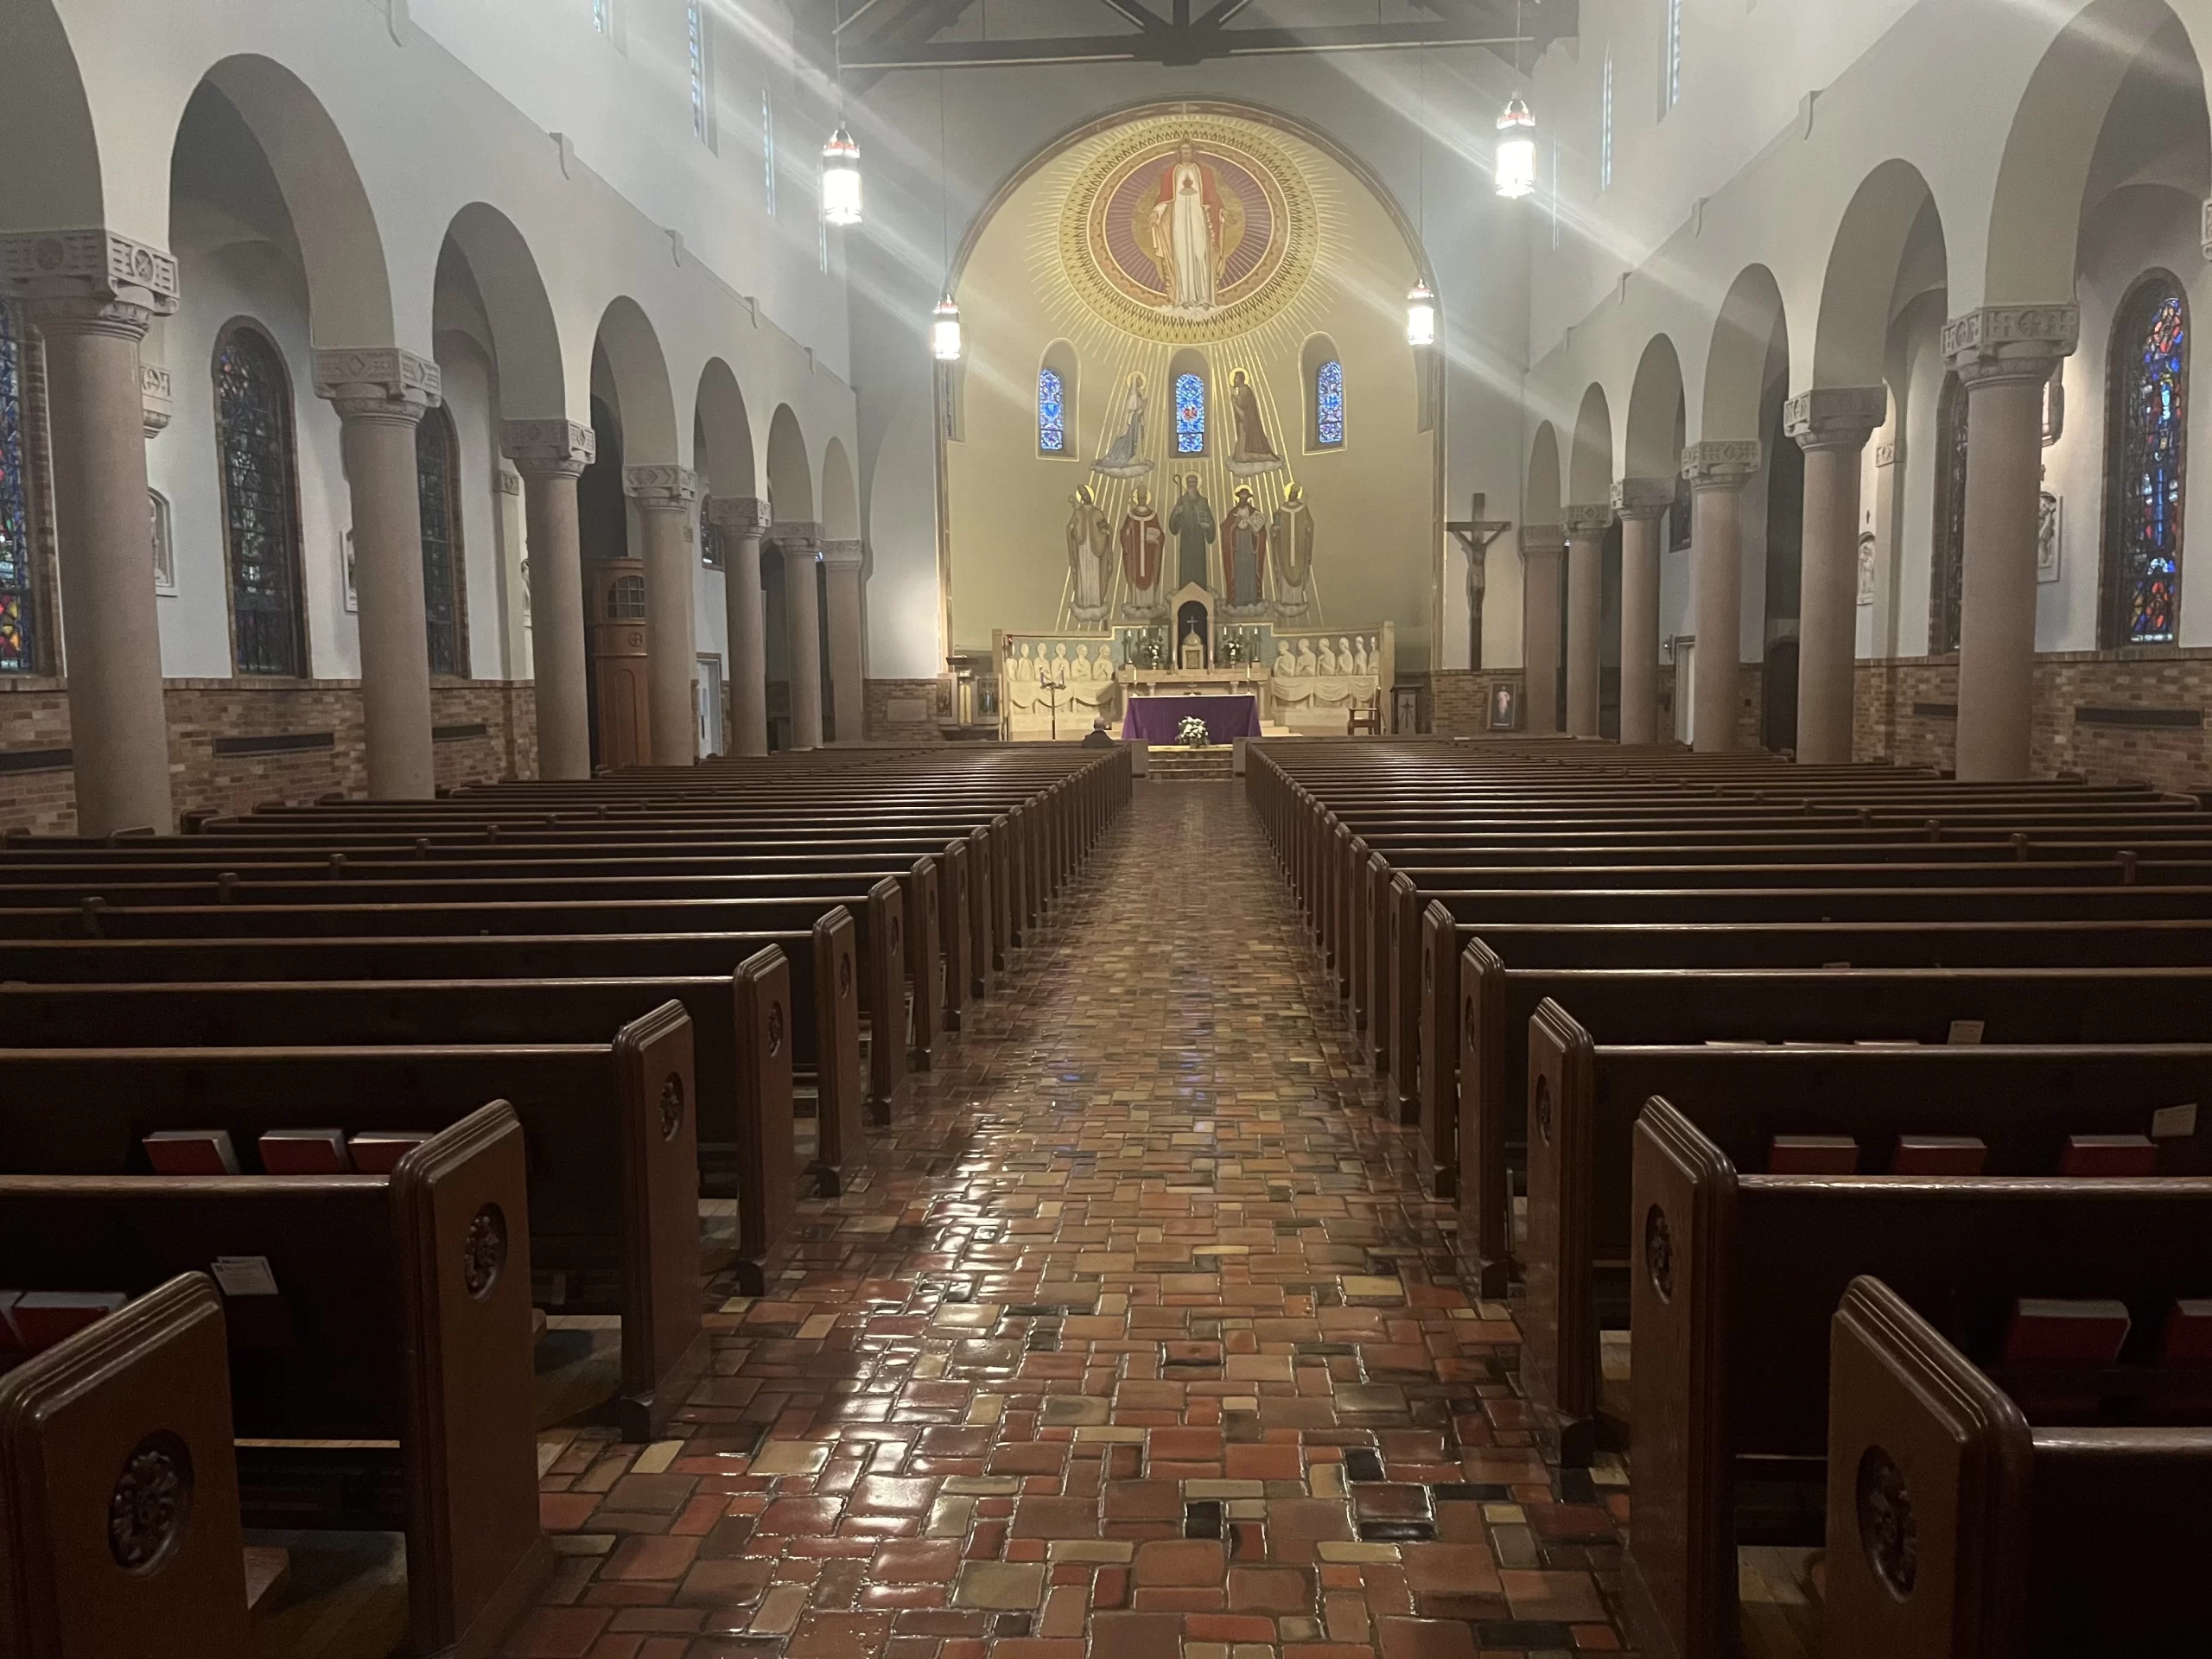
[2037,491,2062,583]
[1489,683,1519,730]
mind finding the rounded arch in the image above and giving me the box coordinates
[441,202,565,418]
[766,404,814,523]
[1986,0,2200,305]
[1568,383,1615,504]
[1624,336,1686,479]
[822,440,860,540]
[591,297,678,466]
[1814,161,1945,389]
[1702,264,1791,439]
[693,359,756,498]
[1526,423,1562,525]
[189,55,392,347]
[0,1,101,229]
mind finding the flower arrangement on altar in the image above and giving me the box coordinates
[1178,715,1211,748]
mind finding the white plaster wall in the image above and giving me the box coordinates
[433,331,513,677]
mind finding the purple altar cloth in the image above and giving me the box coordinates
[1122,694,1262,742]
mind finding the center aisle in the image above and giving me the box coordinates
[518,781,1631,1659]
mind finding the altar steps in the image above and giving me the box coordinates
[1146,745,1236,782]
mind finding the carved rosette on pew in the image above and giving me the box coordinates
[501,418,598,779]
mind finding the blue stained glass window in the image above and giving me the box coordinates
[1174,372,1206,454]
[1315,360,1344,448]
[2108,283,2187,645]
[1039,367,1065,454]
[0,304,33,674]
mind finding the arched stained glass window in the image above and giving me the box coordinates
[0,304,33,673]
[1038,367,1066,454]
[1174,372,1206,455]
[2104,277,2188,646]
[1314,360,1344,448]
[216,323,307,677]
[1929,371,1967,654]
[416,406,468,677]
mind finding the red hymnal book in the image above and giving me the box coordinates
[143,1129,240,1175]
[2001,1297,2132,1365]
[10,1291,130,1351]
[2161,1300,2212,1363]
[1891,1135,1989,1175]
[1769,1135,1859,1175]
[2057,1135,2159,1177]
[346,1132,431,1173]
[258,1129,352,1174]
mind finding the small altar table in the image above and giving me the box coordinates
[1122,693,1262,743]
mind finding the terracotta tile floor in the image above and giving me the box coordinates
[518,782,1634,1659]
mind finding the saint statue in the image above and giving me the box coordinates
[1225,370,1283,477]
[1224,486,1268,608]
[1296,638,1319,677]
[1012,642,1035,681]
[1095,373,1153,479]
[1271,482,1313,618]
[1274,639,1297,679]
[1066,484,1114,624]
[1149,143,1223,315]
[1352,636,1371,676]
[1317,637,1337,675]
[1119,485,1166,612]
[1168,474,1216,591]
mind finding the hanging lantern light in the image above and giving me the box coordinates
[821,124,862,227]
[1495,96,1537,199]
[1405,281,1436,347]
[931,294,963,362]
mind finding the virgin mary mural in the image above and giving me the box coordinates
[1148,143,1226,316]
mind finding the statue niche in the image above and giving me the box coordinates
[1172,584,1214,669]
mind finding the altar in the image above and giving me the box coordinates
[1122,693,1262,743]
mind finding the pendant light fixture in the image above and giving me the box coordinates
[930,70,962,362]
[1406,282,1437,347]
[1406,50,1435,346]
[1495,0,1537,200]
[821,124,861,226]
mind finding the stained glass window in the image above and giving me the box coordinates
[1175,372,1206,455]
[688,3,710,143]
[0,303,32,673]
[416,407,468,678]
[216,325,307,677]
[592,0,610,35]
[2106,280,2187,646]
[1038,367,1066,454]
[1314,360,1344,448]
[1929,371,1967,654]
[1662,0,1682,115]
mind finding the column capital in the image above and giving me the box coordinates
[1562,502,1614,537]
[771,519,823,556]
[1784,385,1887,451]
[1611,477,1675,519]
[1519,524,1565,558]
[624,464,700,510]
[1942,303,2078,386]
[503,418,596,478]
[820,539,864,571]
[706,495,771,535]
[1681,439,1761,491]
[312,346,441,423]
[141,365,173,438]
[0,228,178,318]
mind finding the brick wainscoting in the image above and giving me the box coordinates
[0,678,538,835]
[864,678,946,743]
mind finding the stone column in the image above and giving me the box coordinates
[4,230,179,834]
[1519,525,1564,734]
[1562,504,1611,736]
[314,348,440,799]
[709,497,770,755]
[822,539,865,743]
[774,521,825,750]
[1611,478,1673,747]
[1944,304,2078,780]
[626,464,701,767]
[1681,440,1761,753]
[503,419,595,779]
[1785,385,1887,766]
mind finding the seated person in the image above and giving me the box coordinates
[1081,717,1117,748]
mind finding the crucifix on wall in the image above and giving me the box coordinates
[1446,492,1512,670]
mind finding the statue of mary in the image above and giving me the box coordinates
[1093,372,1154,480]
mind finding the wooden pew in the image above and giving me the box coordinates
[0,947,800,1287]
[1824,1275,2212,1656]
[1523,1011,2212,1460]
[1624,1099,2212,1659]
[0,1104,550,1658]
[0,1014,701,1440]
[0,1274,251,1657]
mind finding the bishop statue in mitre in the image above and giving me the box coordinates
[1272,482,1314,617]
[1066,484,1114,622]
[1119,485,1166,610]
